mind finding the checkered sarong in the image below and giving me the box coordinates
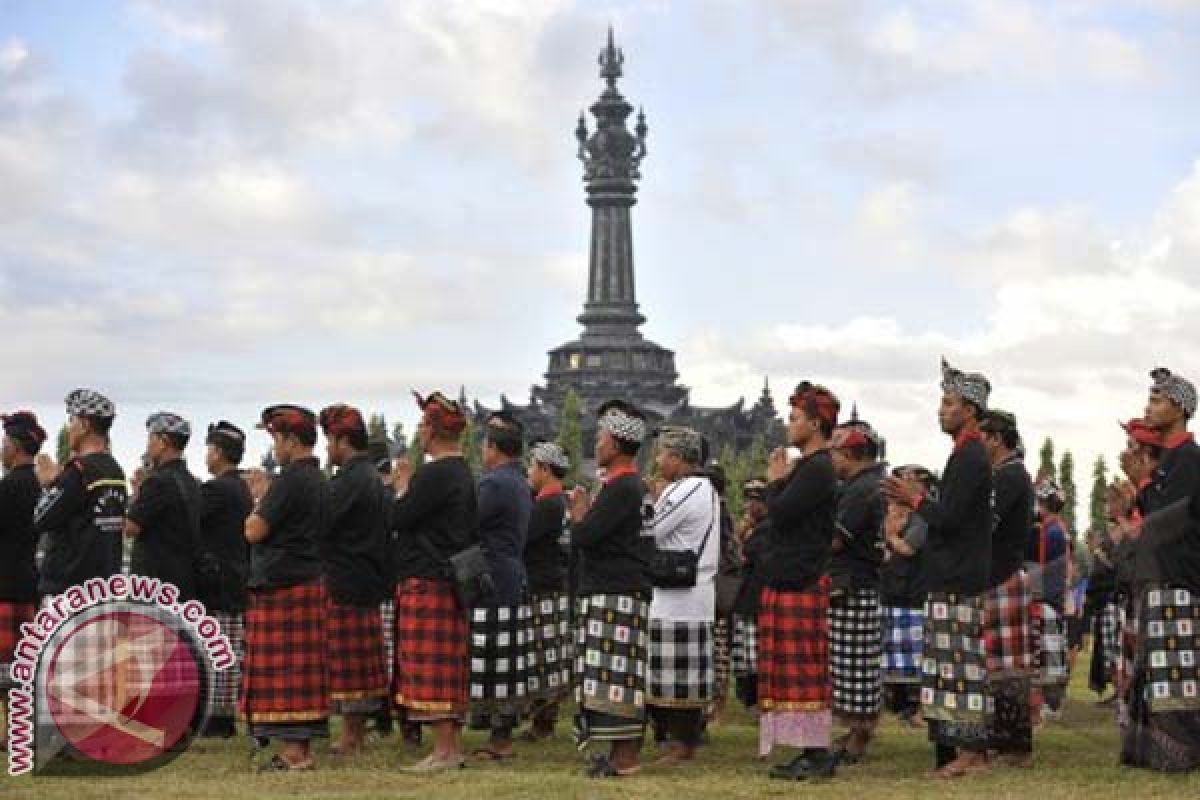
[209,611,243,717]
[1032,602,1069,688]
[713,615,730,705]
[921,593,993,727]
[829,587,883,717]
[731,614,758,677]
[983,570,1034,680]
[647,619,713,710]
[393,577,468,721]
[0,600,35,690]
[526,591,571,706]
[468,603,529,725]
[881,605,923,684]
[575,593,649,723]
[1117,600,1139,700]
[1101,601,1120,678]
[239,580,329,725]
[758,580,831,712]
[1142,586,1200,714]
[37,607,121,735]
[381,598,395,682]
[326,599,388,713]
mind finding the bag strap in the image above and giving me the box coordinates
[694,485,719,560]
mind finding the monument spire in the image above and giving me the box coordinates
[575,26,648,339]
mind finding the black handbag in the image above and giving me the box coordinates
[646,484,717,589]
[418,532,494,609]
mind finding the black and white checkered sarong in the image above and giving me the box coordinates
[526,591,571,705]
[646,619,713,710]
[380,597,395,682]
[468,603,529,727]
[210,611,244,717]
[829,587,883,717]
[731,614,758,677]
[1101,601,1119,677]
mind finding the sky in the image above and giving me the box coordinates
[3,0,1200,515]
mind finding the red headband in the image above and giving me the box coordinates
[789,384,840,428]
[413,390,467,436]
[319,404,366,438]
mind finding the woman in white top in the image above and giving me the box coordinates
[644,426,721,765]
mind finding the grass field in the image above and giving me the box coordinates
[7,657,1200,799]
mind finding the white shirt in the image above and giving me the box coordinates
[645,475,720,621]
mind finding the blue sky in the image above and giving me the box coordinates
[3,0,1200,503]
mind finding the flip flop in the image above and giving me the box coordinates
[258,754,315,773]
[470,747,515,762]
[586,753,641,779]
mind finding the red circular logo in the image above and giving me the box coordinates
[43,608,204,765]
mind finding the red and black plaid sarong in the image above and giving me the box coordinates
[393,577,468,721]
[0,601,36,689]
[239,580,329,725]
[757,578,831,712]
[983,569,1034,679]
[326,598,388,713]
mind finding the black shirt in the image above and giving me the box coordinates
[199,469,253,611]
[761,450,837,591]
[34,452,127,596]
[830,462,886,590]
[1142,436,1200,591]
[249,457,325,590]
[477,461,533,605]
[0,464,41,602]
[525,487,567,595]
[323,454,390,606]
[393,456,478,582]
[571,470,650,596]
[128,458,202,601]
[916,434,993,596]
[990,456,1034,588]
[733,521,770,616]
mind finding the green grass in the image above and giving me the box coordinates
[6,656,1200,799]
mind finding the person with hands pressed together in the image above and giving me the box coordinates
[0,412,46,751]
[318,404,391,757]
[759,382,840,782]
[240,405,329,772]
[390,391,477,774]
[882,359,994,780]
[567,400,651,779]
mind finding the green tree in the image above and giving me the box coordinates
[1060,450,1077,534]
[743,434,768,482]
[56,424,70,465]
[460,415,481,475]
[718,443,745,522]
[391,421,408,457]
[1089,456,1108,535]
[367,413,388,442]
[1038,437,1057,482]
[555,389,584,488]
[407,425,425,467]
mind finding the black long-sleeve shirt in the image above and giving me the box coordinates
[128,458,202,600]
[34,452,126,596]
[199,469,252,612]
[392,456,478,582]
[830,462,886,590]
[323,455,390,606]
[733,521,770,616]
[761,449,837,591]
[990,455,1034,588]
[248,457,325,590]
[916,434,993,596]
[0,464,41,602]
[570,471,649,596]
[1141,435,1200,591]
[524,487,567,595]
[477,461,532,605]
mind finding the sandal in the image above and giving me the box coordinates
[257,754,315,773]
[400,753,466,774]
[586,753,641,779]
[470,747,515,762]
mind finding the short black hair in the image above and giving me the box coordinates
[980,411,1020,450]
[161,432,190,452]
[1040,494,1065,514]
[486,417,523,458]
[615,437,641,457]
[211,439,244,466]
[85,415,113,437]
[338,428,368,451]
[291,427,317,448]
[544,462,567,480]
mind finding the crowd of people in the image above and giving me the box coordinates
[0,360,1197,781]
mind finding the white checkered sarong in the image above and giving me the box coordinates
[1101,601,1120,678]
[829,587,883,717]
[1033,603,1069,687]
[380,597,395,682]
[209,611,244,718]
[881,605,924,684]
[526,591,571,705]
[731,614,758,677]
[646,618,713,710]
